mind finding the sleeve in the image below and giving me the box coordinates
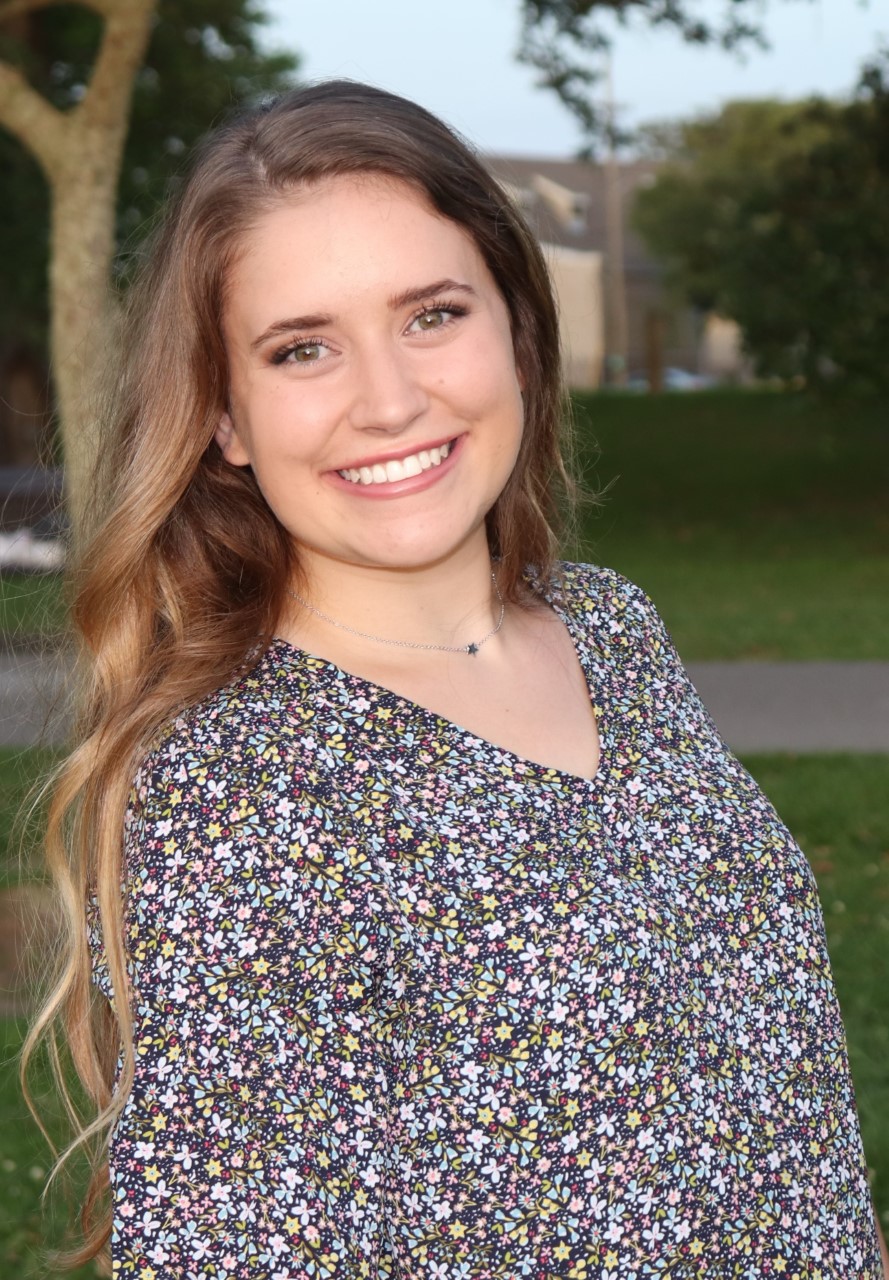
[619,574,731,757]
[110,734,396,1280]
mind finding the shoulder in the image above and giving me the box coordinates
[120,650,372,942]
[126,645,341,865]
[551,561,663,642]
[134,639,338,781]
[554,561,731,749]
[133,652,289,789]
[548,561,686,685]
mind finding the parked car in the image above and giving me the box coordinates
[625,367,717,392]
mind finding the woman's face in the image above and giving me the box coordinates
[216,174,525,578]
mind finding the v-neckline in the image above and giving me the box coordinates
[265,574,613,795]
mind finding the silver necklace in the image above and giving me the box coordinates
[286,571,504,656]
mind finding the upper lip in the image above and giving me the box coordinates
[332,434,459,473]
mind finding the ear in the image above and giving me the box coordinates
[214,411,251,467]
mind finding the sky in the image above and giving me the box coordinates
[263,0,887,156]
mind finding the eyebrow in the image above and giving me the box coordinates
[249,278,477,351]
[389,278,476,311]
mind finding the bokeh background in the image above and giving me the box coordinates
[0,1,887,1272]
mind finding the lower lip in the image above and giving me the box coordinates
[326,436,463,500]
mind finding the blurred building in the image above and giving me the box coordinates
[485,155,744,390]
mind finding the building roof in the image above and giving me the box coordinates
[483,155,662,279]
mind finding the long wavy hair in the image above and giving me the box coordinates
[22,80,572,1269]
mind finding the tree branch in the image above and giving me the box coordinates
[0,57,67,175]
[517,0,792,146]
[0,0,63,17]
[77,0,156,135]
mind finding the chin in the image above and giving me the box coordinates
[355,546,466,573]
[346,531,485,573]
[293,510,493,575]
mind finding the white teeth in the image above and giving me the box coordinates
[339,442,455,486]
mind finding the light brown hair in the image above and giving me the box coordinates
[23,80,572,1268]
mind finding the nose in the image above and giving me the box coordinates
[347,341,429,434]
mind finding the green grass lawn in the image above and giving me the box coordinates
[1,390,887,660]
[0,575,66,649]
[0,1016,99,1280]
[570,390,889,659]
[1,747,888,1272]
[0,749,57,890]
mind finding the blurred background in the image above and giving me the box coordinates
[0,0,887,1273]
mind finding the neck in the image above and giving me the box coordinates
[283,541,503,653]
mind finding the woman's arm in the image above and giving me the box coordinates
[624,574,889,1274]
[619,574,730,754]
[877,1211,889,1278]
[111,739,395,1278]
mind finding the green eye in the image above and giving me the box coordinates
[416,310,444,330]
[294,343,322,362]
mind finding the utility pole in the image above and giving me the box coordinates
[603,54,629,387]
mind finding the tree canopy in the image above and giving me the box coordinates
[633,55,889,394]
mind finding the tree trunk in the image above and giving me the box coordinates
[0,0,156,543]
[49,138,120,540]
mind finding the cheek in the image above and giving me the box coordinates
[457,341,524,418]
[236,389,330,473]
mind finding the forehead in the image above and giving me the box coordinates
[226,174,494,311]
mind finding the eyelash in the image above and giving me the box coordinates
[269,299,469,366]
[271,337,328,366]
[414,299,469,329]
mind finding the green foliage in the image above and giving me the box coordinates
[633,58,889,392]
[0,135,48,351]
[0,1,299,349]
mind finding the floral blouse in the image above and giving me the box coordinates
[101,564,881,1279]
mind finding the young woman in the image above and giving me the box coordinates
[29,81,882,1277]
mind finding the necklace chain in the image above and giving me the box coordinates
[286,571,505,656]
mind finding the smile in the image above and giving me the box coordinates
[338,441,454,486]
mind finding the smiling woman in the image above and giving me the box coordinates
[23,81,884,1279]
[215,176,525,581]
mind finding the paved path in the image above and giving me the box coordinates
[687,662,889,753]
[1,651,888,753]
[0,650,70,747]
